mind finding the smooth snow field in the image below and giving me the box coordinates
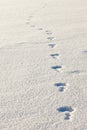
[0,0,87,130]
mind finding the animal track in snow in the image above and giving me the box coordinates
[51,66,62,71]
[38,28,43,30]
[46,30,52,35]
[54,83,66,92]
[26,16,33,22]
[30,25,35,28]
[26,21,30,24]
[50,53,59,59]
[47,37,54,41]
[48,43,56,48]
[57,106,74,120]
[29,16,33,18]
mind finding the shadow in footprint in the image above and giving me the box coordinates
[48,44,56,48]
[54,83,66,92]
[50,53,59,59]
[65,113,71,120]
[57,106,74,112]
[51,66,62,71]
[55,83,66,87]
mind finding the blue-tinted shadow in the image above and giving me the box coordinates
[57,106,73,112]
[51,66,62,70]
[54,83,66,87]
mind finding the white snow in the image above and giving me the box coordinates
[0,0,87,130]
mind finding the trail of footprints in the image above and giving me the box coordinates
[26,16,75,121]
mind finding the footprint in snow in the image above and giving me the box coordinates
[51,66,62,71]
[27,16,33,22]
[50,53,59,59]
[38,28,43,31]
[48,43,56,48]
[54,83,66,92]
[28,16,33,19]
[30,25,35,28]
[57,106,74,120]
[46,30,52,35]
[29,16,33,18]
[26,21,30,24]
[47,37,54,41]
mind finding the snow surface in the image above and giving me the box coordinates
[0,0,87,129]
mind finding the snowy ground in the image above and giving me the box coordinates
[0,0,87,130]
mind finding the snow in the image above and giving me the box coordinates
[0,0,87,129]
